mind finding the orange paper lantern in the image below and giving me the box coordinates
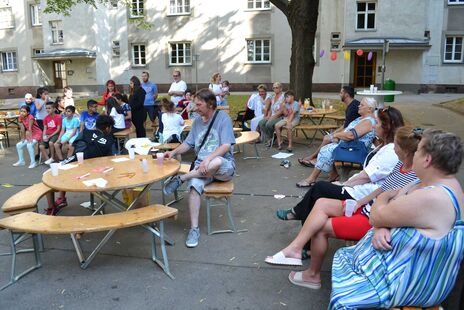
[330,51,337,61]
[356,49,363,56]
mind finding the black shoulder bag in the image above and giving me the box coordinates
[189,110,219,171]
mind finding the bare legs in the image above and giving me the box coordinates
[301,134,331,164]
[275,123,284,149]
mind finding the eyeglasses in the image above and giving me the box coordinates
[412,127,424,139]
[173,75,180,77]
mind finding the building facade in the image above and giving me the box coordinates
[0,0,463,98]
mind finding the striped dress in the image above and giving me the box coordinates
[329,184,464,309]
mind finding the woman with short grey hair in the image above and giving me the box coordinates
[258,82,285,145]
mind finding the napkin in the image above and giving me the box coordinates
[59,164,78,170]
[111,157,130,162]
[82,178,108,188]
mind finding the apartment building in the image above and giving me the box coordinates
[0,0,463,98]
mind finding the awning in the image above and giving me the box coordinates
[344,37,431,50]
[32,48,96,60]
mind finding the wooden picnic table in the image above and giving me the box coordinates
[298,108,339,144]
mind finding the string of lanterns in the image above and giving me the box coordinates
[319,49,373,61]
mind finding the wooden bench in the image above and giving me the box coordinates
[234,131,260,159]
[325,114,346,126]
[334,161,363,181]
[113,128,134,154]
[2,183,53,216]
[0,204,178,290]
[204,180,236,235]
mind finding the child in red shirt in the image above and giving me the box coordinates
[40,102,62,165]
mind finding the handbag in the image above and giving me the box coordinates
[189,110,219,171]
[332,128,369,165]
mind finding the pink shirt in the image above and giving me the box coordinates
[19,114,42,141]
[44,114,62,136]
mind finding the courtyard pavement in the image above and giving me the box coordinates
[0,93,463,309]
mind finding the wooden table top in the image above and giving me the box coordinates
[300,108,338,117]
[42,155,180,192]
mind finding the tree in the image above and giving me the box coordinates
[270,0,319,104]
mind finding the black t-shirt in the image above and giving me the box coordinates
[344,99,361,128]
[73,129,114,159]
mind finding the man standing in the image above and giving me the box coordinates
[298,85,361,167]
[141,71,159,127]
[168,70,187,106]
[163,89,236,248]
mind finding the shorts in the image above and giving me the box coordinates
[275,118,299,129]
[331,202,372,241]
[187,156,235,195]
[60,132,78,144]
[39,134,59,148]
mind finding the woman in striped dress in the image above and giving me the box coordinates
[265,126,419,290]
[330,129,464,309]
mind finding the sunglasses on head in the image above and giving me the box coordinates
[412,127,424,139]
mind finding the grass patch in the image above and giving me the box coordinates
[440,97,464,115]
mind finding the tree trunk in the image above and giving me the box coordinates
[271,0,319,103]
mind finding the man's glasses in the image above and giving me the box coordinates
[173,75,180,77]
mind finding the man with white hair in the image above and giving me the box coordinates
[19,93,37,117]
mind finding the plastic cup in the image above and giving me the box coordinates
[156,152,164,165]
[76,152,84,164]
[141,159,149,173]
[329,105,333,110]
[370,85,374,92]
[344,199,357,217]
[373,87,378,93]
[50,163,60,176]
[128,148,135,160]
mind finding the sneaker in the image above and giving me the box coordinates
[55,197,68,209]
[44,205,57,216]
[28,162,38,169]
[185,227,200,248]
[44,158,54,165]
[163,175,183,196]
[12,161,25,167]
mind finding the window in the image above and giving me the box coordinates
[246,39,271,63]
[169,42,191,65]
[33,48,44,56]
[356,2,376,30]
[247,0,271,10]
[130,0,144,18]
[50,21,63,44]
[169,0,190,15]
[132,44,146,66]
[331,32,341,51]
[112,41,120,57]
[30,4,41,26]
[448,0,464,4]
[444,36,463,63]
[0,7,14,29]
[1,51,17,72]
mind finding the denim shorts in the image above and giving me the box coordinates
[187,156,235,194]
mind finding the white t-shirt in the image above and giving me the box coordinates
[247,93,270,118]
[35,98,47,120]
[162,112,184,139]
[168,80,187,105]
[110,107,126,129]
[209,83,223,104]
[64,97,74,107]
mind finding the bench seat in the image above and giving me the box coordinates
[295,124,339,131]
[2,183,53,215]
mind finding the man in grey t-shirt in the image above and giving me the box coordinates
[163,88,236,248]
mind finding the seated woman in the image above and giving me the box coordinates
[296,97,377,188]
[265,126,419,290]
[277,106,405,224]
[258,82,285,145]
[329,129,464,309]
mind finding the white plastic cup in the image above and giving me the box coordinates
[76,152,84,164]
[141,159,149,173]
[373,86,378,93]
[329,105,333,110]
[50,163,60,176]
[344,199,357,217]
[156,152,164,165]
[370,84,374,92]
[128,148,135,160]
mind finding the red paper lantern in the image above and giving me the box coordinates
[356,49,363,56]
[330,51,337,61]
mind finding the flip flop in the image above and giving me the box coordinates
[287,148,293,153]
[276,208,297,221]
[298,158,314,168]
[288,271,321,289]
[265,251,303,266]
[296,180,316,188]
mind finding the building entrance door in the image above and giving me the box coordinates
[354,52,376,87]
[53,61,67,89]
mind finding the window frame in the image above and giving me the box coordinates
[168,0,191,16]
[246,38,272,64]
[130,0,144,18]
[30,4,42,27]
[1,50,18,72]
[444,36,463,63]
[355,1,376,31]
[32,48,44,56]
[448,0,464,5]
[132,43,147,67]
[0,6,15,29]
[169,41,192,66]
[246,0,271,11]
[50,20,64,45]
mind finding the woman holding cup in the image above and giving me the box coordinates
[265,125,420,289]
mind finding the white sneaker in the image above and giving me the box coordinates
[12,161,25,167]
[44,158,54,165]
[28,162,38,169]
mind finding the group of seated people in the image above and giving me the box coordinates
[262,99,464,308]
